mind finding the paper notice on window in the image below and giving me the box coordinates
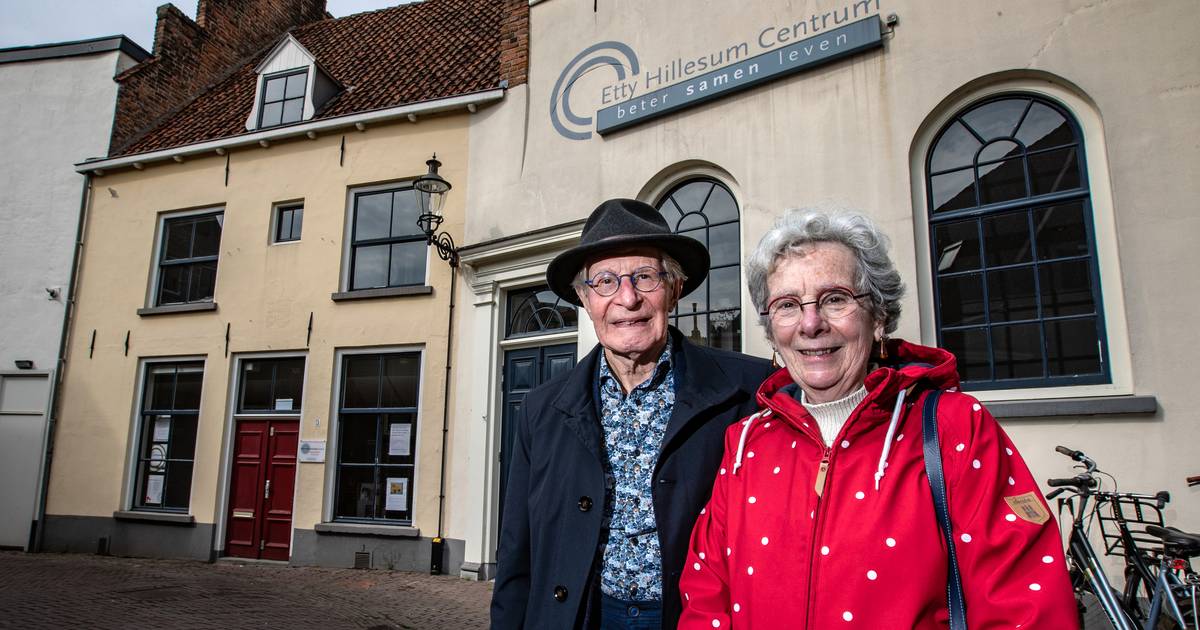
[153,417,170,442]
[388,423,411,457]
[385,477,408,512]
[274,398,294,411]
[145,474,164,505]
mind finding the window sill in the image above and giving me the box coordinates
[113,510,196,525]
[986,394,1157,419]
[330,286,433,302]
[314,522,420,538]
[137,302,218,317]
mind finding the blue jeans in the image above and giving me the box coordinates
[599,593,662,630]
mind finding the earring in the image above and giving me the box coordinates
[771,350,783,370]
[877,335,889,360]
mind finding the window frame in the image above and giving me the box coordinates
[149,206,224,308]
[257,68,308,129]
[272,201,304,244]
[340,181,430,292]
[911,79,1134,402]
[127,358,205,513]
[327,346,425,526]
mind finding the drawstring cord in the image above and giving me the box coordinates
[732,412,762,475]
[874,389,908,490]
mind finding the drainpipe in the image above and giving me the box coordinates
[33,172,93,552]
[430,265,457,575]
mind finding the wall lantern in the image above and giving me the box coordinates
[414,154,458,268]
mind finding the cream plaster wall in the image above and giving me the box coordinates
[461,0,1200,551]
[47,117,469,540]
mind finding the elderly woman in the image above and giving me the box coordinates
[678,210,1077,628]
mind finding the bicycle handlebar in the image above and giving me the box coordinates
[1047,474,1096,489]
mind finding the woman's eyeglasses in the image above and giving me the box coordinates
[584,267,669,297]
[762,288,871,326]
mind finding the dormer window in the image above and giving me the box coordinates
[259,69,308,128]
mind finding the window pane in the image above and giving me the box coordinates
[192,215,222,257]
[930,168,976,214]
[342,355,380,408]
[167,415,198,460]
[992,323,1043,380]
[163,462,194,509]
[506,287,577,336]
[658,198,682,231]
[987,267,1038,322]
[382,413,417,465]
[264,76,286,102]
[978,139,1021,164]
[164,219,193,260]
[677,213,707,232]
[260,102,283,127]
[187,262,217,302]
[290,206,303,240]
[388,242,425,287]
[708,222,740,267]
[961,98,1027,141]
[934,220,981,273]
[942,328,990,382]
[390,190,421,237]
[339,416,378,463]
[708,310,740,351]
[147,366,176,410]
[1029,147,1081,195]
[670,181,712,215]
[982,212,1032,266]
[379,467,413,519]
[978,158,1027,205]
[937,274,985,326]
[157,265,186,305]
[704,185,739,223]
[675,313,708,346]
[274,359,305,410]
[174,366,203,409]
[1016,102,1073,152]
[354,192,391,242]
[930,121,980,173]
[352,244,389,289]
[1039,260,1095,317]
[336,465,377,519]
[708,266,739,310]
[677,275,708,316]
[381,354,420,408]
[277,208,294,241]
[281,98,303,124]
[1046,318,1102,377]
[284,72,307,99]
[1035,202,1088,260]
[240,361,273,410]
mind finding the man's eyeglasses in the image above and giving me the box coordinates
[762,288,871,326]
[583,267,669,297]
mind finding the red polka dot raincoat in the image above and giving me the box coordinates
[679,340,1078,629]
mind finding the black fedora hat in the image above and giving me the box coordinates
[547,198,710,305]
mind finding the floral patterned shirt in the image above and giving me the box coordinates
[596,343,675,601]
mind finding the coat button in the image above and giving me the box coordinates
[578,496,593,512]
[553,585,568,602]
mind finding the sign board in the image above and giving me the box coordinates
[298,440,326,463]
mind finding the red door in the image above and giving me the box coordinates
[225,419,298,560]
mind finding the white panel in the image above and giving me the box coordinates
[0,413,46,549]
[260,41,313,75]
[0,375,48,413]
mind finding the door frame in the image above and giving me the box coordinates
[213,351,307,560]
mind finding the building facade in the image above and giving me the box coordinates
[0,36,149,551]
[44,0,527,573]
[449,0,1200,578]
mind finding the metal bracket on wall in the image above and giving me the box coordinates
[306,312,314,347]
[123,331,130,356]
[224,152,230,187]
[224,322,231,357]
[339,136,345,167]
[88,329,96,358]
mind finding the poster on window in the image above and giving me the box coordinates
[153,417,170,442]
[388,423,411,457]
[149,443,168,472]
[145,474,164,505]
[385,477,408,512]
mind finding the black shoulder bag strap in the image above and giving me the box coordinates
[922,389,968,630]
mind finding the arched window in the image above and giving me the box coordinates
[505,285,577,338]
[655,179,741,350]
[926,94,1109,389]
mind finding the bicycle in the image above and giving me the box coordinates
[1046,446,1199,629]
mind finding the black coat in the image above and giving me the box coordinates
[491,328,772,629]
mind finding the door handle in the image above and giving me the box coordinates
[265,479,271,499]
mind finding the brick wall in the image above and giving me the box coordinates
[110,0,328,154]
[498,0,529,88]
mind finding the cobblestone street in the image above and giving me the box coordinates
[0,551,491,629]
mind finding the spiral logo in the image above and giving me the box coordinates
[550,41,640,140]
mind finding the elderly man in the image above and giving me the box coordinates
[491,199,772,629]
